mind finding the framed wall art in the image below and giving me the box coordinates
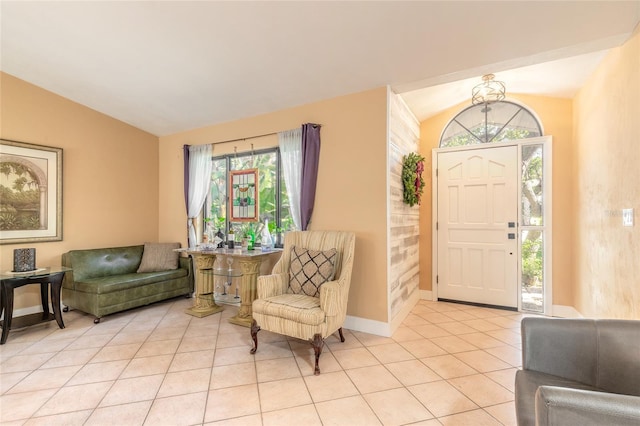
[229,168,258,222]
[0,139,63,244]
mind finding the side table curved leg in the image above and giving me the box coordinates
[0,285,4,320]
[1,285,14,345]
[50,275,65,329]
[40,283,49,316]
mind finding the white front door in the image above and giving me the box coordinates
[436,146,518,308]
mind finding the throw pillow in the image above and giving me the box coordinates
[137,242,181,273]
[288,246,337,297]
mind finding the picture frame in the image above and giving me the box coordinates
[229,168,259,222]
[0,139,63,244]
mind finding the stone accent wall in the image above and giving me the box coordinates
[388,91,421,321]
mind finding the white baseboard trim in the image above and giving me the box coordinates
[344,315,391,337]
[552,305,583,318]
[420,290,433,300]
[389,289,420,336]
[345,288,423,338]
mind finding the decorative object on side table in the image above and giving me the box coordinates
[274,229,284,248]
[261,219,273,251]
[402,152,425,207]
[215,228,225,248]
[13,248,36,272]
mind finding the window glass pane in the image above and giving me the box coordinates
[229,152,276,236]
[453,105,486,141]
[206,148,292,241]
[482,103,510,142]
[493,109,542,142]
[439,101,543,147]
[206,158,227,229]
[441,120,481,147]
[522,144,543,226]
[521,230,543,313]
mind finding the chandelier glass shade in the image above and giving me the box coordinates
[472,74,506,105]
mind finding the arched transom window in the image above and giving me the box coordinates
[439,100,542,148]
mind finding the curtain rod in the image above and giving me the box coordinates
[210,131,277,146]
[207,123,322,146]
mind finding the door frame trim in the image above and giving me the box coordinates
[431,136,553,315]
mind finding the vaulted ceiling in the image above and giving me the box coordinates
[2,1,639,136]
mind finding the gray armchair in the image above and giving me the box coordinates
[515,317,640,426]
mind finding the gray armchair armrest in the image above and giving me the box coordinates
[535,386,640,426]
[521,317,598,385]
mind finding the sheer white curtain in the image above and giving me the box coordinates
[187,144,213,247]
[279,128,302,230]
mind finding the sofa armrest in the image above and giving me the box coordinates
[179,255,194,292]
[257,273,288,299]
[535,386,640,426]
[179,255,192,274]
[521,318,598,385]
[61,252,75,290]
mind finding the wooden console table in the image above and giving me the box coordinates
[0,267,70,344]
[179,248,282,326]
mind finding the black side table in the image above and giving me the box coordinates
[0,267,70,344]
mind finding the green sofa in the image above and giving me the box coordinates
[62,245,193,323]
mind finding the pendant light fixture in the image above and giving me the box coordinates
[472,74,506,105]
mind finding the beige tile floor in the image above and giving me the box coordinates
[0,298,528,425]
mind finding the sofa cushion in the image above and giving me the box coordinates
[137,242,181,273]
[74,269,188,294]
[288,246,337,297]
[68,246,144,281]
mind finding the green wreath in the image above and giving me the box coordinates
[402,152,426,207]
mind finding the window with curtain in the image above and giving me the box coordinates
[204,148,295,238]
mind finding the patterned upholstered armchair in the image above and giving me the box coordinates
[251,230,355,375]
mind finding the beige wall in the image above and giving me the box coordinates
[419,94,574,307]
[158,88,390,323]
[573,28,639,319]
[0,73,160,311]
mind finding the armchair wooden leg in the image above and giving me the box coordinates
[250,319,261,354]
[338,327,345,342]
[310,333,324,375]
